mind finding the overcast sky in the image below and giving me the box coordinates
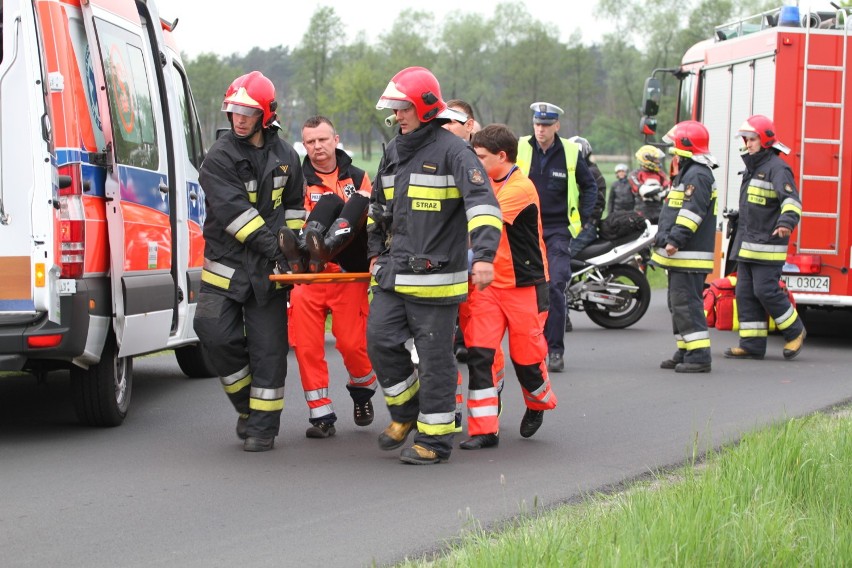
[161,0,608,58]
[161,0,842,59]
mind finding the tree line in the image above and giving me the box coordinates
[184,0,782,161]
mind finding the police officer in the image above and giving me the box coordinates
[368,67,502,465]
[725,115,805,360]
[194,72,305,452]
[651,121,718,373]
[517,103,598,372]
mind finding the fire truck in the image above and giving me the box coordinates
[0,0,213,426]
[640,6,852,312]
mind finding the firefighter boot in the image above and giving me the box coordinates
[236,413,249,440]
[675,362,711,373]
[783,329,806,360]
[302,220,330,273]
[723,347,764,360]
[277,227,308,274]
[244,436,275,452]
[399,444,445,465]
[377,420,416,451]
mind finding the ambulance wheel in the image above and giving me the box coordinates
[70,331,132,427]
[584,264,651,329]
[175,343,216,378]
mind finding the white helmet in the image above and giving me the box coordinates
[614,163,628,173]
[639,179,666,202]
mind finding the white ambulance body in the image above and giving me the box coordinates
[0,0,212,425]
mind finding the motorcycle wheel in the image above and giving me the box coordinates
[583,264,651,329]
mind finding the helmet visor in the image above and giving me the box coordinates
[436,107,468,123]
[222,102,262,117]
[376,98,412,111]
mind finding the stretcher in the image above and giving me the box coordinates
[269,272,371,284]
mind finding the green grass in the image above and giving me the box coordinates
[399,407,852,567]
[647,266,668,289]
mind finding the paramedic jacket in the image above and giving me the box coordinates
[367,120,502,304]
[650,158,717,273]
[730,149,802,266]
[199,129,305,304]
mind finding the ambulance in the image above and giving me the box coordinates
[640,6,852,313]
[0,0,212,426]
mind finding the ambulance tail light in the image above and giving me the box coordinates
[28,334,63,348]
[784,254,821,275]
[58,165,85,279]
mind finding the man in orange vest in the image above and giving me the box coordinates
[461,124,558,449]
[279,115,376,439]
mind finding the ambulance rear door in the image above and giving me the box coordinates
[80,0,176,357]
[0,0,60,329]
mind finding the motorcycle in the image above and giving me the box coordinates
[565,220,657,329]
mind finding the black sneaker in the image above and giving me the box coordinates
[459,433,499,450]
[353,399,374,427]
[547,353,564,373]
[306,422,336,438]
[520,409,544,438]
[243,436,274,452]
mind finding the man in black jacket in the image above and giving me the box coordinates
[194,72,305,452]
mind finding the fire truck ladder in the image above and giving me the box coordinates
[796,20,847,255]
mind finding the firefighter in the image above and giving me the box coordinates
[194,71,305,452]
[368,66,502,465]
[460,124,557,449]
[517,103,598,373]
[630,145,670,224]
[725,115,805,360]
[651,121,718,373]
[279,116,376,439]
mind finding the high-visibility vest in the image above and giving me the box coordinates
[517,136,582,238]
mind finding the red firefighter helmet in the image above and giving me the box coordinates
[375,66,448,123]
[663,120,711,158]
[737,114,790,154]
[221,71,278,128]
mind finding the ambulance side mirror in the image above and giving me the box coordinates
[642,77,662,117]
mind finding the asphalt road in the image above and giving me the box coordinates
[2,293,851,567]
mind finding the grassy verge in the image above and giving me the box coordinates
[400,405,852,567]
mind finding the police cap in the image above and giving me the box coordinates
[530,102,564,125]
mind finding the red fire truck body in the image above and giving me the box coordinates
[650,9,851,309]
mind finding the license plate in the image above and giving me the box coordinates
[782,275,830,293]
[58,279,77,295]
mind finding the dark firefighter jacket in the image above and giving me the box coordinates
[651,158,717,273]
[367,120,502,304]
[731,149,802,266]
[199,129,305,305]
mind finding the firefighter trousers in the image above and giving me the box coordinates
[367,288,457,458]
[194,289,288,439]
[735,261,804,355]
[290,280,375,425]
[666,271,711,365]
[463,285,557,435]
